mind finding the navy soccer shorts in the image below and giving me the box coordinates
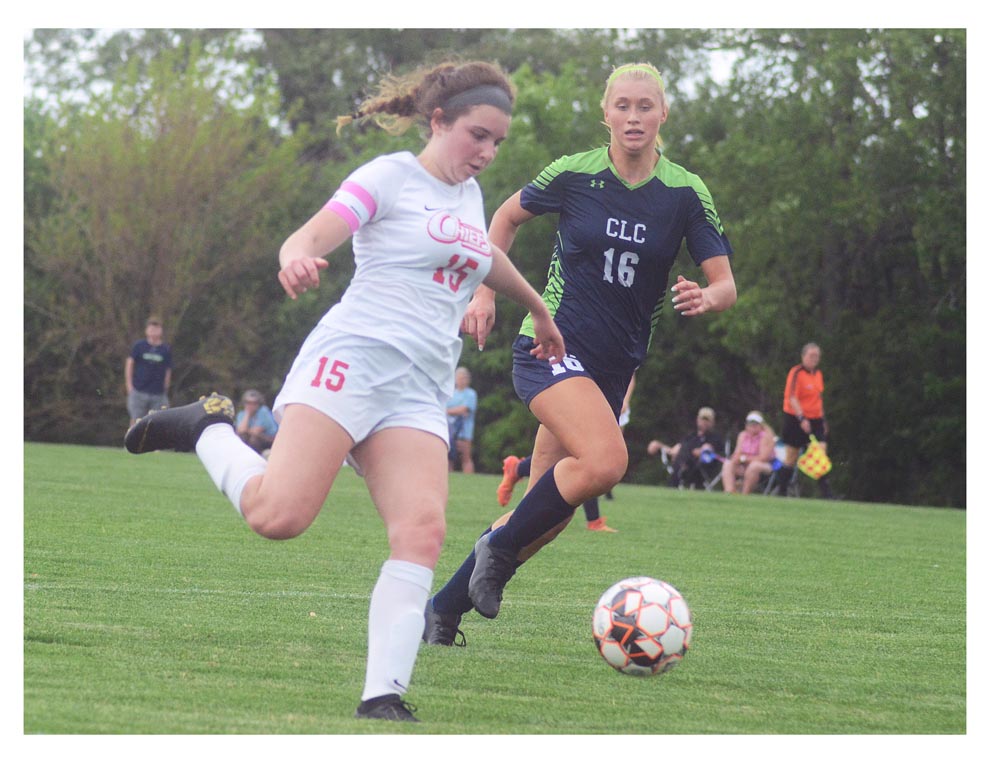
[511,335,631,421]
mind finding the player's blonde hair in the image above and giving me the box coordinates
[600,62,668,150]
[336,60,515,137]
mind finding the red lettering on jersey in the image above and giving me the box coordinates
[427,212,492,257]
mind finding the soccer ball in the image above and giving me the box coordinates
[592,576,693,676]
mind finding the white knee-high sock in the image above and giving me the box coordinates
[195,423,268,516]
[362,559,433,701]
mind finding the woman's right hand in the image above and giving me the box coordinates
[278,256,329,300]
[529,310,565,365]
[277,207,353,299]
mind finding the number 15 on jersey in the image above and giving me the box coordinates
[310,357,349,391]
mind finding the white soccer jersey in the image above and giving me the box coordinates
[321,151,494,395]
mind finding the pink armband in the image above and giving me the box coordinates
[324,181,378,233]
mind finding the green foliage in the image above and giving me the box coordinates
[663,29,966,506]
[22,29,966,506]
[24,444,965,733]
[24,40,314,443]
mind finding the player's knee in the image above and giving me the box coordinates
[245,498,318,540]
[586,450,628,492]
[388,511,446,565]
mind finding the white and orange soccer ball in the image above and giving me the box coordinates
[592,576,693,676]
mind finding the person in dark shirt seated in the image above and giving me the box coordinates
[647,406,724,489]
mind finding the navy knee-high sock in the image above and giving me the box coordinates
[517,456,532,478]
[432,523,532,617]
[487,466,576,553]
[525,455,596,520]
[583,496,600,522]
[432,461,574,616]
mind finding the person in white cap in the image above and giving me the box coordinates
[722,410,776,494]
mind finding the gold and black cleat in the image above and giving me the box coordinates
[124,393,234,454]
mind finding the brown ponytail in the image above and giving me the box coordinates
[337,60,515,137]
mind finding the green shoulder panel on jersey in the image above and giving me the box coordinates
[647,292,666,351]
[530,148,611,189]
[519,232,566,338]
[656,155,727,236]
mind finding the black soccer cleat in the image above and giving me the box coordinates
[468,534,518,620]
[422,599,466,647]
[124,393,235,454]
[354,693,420,722]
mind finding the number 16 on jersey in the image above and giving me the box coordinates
[550,354,586,377]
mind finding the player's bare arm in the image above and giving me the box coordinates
[277,208,353,299]
[671,255,736,316]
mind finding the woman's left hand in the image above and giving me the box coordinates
[673,257,737,316]
[671,275,710,316]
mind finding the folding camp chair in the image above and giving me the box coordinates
[661,439,731,491]
[699,440,731,491]
[762,438,801,497]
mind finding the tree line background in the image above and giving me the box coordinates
[23,28,966,507]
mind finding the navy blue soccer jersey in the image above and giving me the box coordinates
[519,146,732,377]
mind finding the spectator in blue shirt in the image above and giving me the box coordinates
[125,316,172,426]
[235,389,279,455]
[446,367,478,473]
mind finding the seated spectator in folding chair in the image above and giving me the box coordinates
[647,406,724,489]
[722,411,776,494]
[235,389,279,456]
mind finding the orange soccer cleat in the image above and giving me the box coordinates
[496,455,521,507]
[587,517,618,533]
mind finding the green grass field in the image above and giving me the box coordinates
[23,442,966,736]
